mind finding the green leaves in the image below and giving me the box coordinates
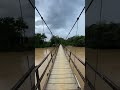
[34,33,47,48]
[67,36,85,47]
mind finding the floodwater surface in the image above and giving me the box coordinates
[35,46,85,90]
[0,51,34,90]
[67,46,85,90]
[35,47,53,65]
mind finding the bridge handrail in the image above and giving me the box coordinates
[63,46,120,90]
[64,47,85,66]
[11,47,58,90]
[63,46,94,89]
[35,47,56,70]
[34,47,58,90]
[86,61,120,90]
[11,65,35,90]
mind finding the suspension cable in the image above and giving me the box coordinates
[76,20,78,36]
[66,7,85,39]
[41,20,44,33]
[73,21,79,75]
[28,0,54,36]
[94,0,103,87]
[18,0,23,18]
[66,0,94,39]
[18,0,33,88]
[100,0,103,22]
[42,20,48,62]
[85,0,94,13]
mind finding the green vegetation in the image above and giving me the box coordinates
[67,36,85,47]
[34,33,85,48]
[3,17,119,49]
[34,33,47,48]
[0,17,85,50]
[86,23,120,49]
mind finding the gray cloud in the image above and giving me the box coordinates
[46,0,84,30]
[35,20,42,26]
[35,0,85,39]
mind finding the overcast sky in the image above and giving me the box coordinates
[35,0,85,40]
[1,0,120,39]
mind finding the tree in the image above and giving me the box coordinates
[34,33,47,48]
[0,17,28,50]
[67,36,85,47]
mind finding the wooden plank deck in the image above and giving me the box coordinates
[45,45,80,90]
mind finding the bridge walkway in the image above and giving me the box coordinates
[45,45,80,90]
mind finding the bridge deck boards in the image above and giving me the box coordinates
[45,45,79,90]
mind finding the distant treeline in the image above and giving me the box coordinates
[0,17,85,51]
[1,17,120,51]
[35,34,85,48]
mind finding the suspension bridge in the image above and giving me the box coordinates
[45,45,80,90]
[12,44,85,90]
[11,44,120,90]
[11,0,120,90]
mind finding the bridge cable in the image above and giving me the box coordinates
[76,19,79,36]
[73,21,79,77]
[18,0,33,88]
[27,0,60,47]
[42,20,49,63]
[18,0,23,18]
[27,0,54,36]
[85,0,94,13]
[27,0,59,47]
[18,0,24,44]
[66,7,85,39]
[94,0,103,88]
[66,0,94,39]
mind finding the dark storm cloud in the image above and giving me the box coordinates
[46,0,84,30]
[35,0,85,39]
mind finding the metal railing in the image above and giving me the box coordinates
[34,47,58,90]
[63,46,120,90]
[11,65,35,90]
[11,47,58,90]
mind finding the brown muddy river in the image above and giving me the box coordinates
[35,47,53,65]
[66,46,85,90]
[35,46,85,90]
[1,46,119,90]
[0,51,34,90]
[35,46,85,68]
[0,46,85,90]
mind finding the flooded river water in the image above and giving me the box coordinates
[0,51,34,90]
[0,46,85,90]
[1,46,119,90]
[35,46,85,90]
